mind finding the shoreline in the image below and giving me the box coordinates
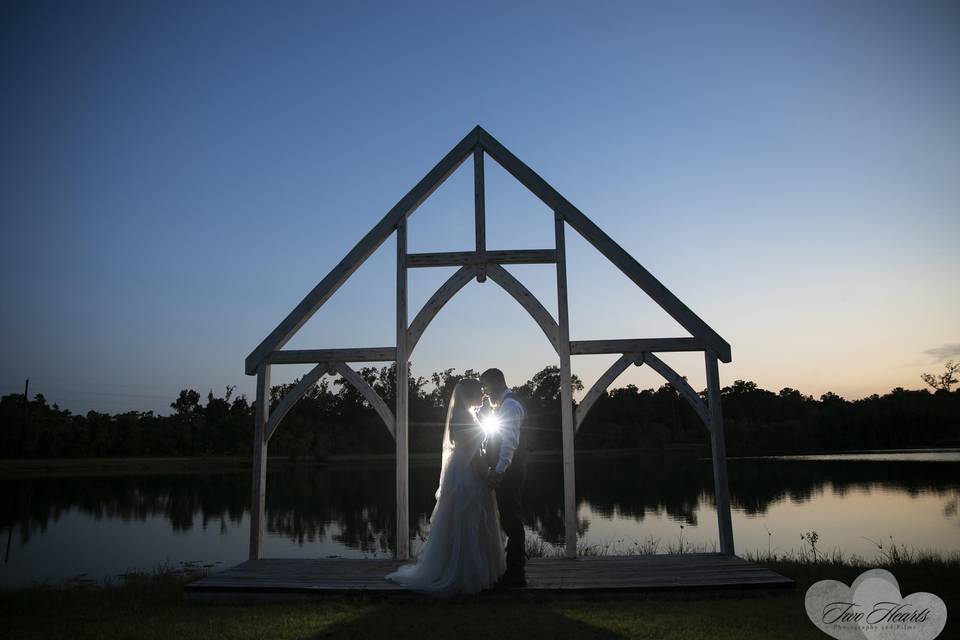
[1,446,958,478]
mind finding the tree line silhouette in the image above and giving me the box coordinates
[1,364,957,459]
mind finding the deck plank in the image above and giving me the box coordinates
[184,554,793,602]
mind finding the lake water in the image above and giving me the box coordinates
[2,450,958,588]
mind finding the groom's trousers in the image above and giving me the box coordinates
[496,446,528,577]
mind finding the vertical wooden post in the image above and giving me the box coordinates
[395,220,410,560]
[21,378,29,455]
[705,351,735,555]
[473,146,486,282]
[249,363,271,560]
[554,212,578,558]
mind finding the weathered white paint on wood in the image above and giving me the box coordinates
[574,353,639,433]
[247,126,731,375]
[406,265,475,354]
[264,361,395,442]
[266,348,396,365]
[642,353,710,429]
[249,364,270,560]
[243,126,735,564]
[705,351,735,555]
[332,362,396,438]
[474,147,487,283]
[574,351,712,435]
[265,362,331,442]
[570,338,706,356]
[554,213,577,559]
[405,249,557,268]
[244,128,481,375]
[395,221,410,561]
[476,127,731,363]
[485,263,560,353]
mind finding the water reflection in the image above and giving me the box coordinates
[1,452,958,587]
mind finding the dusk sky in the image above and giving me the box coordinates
[1,1,957,415]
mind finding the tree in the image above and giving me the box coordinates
[518,365,583,404]
[171,389,201,415]
[921,360,959,392]
[2,365,958,459]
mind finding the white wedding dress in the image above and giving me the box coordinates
[385,395,505,596]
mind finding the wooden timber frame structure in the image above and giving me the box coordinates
[245,126,734,562]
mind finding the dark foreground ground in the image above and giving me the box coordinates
[1,559,957,639]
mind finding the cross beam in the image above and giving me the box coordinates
[570,338,708,355]
[406,249,556,268]
[265,348,397,366]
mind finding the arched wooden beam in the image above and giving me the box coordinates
[477,127,731,363]
[485,263,560,354]
[265,362,396,443]
[265,362,331,443]
[643,352,710,429]
[406,265,475,354]
[332,362,396,439]
[244,128,481,374]
[574,353,640,433]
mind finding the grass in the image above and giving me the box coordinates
[526,528,960,566]
[525,531,712,558]
[2,550,958,640]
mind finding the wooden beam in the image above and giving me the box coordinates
[406,249,556,268]
[485,263,560,353]
[489,249,556,264]
[265,348,396,366]
[476,127,732,363]
[395,220,410,561]
[705,351,735,555]
[406,265,475,354]
[642,353,710,428]
[570,338,707,356]
[574,353,639,433]
[265,362,331,442]
[332,362,395,438]
[249,363,270,560]
[245,128,481,374]
[474,147,486,282]
[555,213,578,559]
[406,251,477,267]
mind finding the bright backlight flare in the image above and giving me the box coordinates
[481,414,500,436]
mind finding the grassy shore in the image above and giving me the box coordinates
[2,555,957,640]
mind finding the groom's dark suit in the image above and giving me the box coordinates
[483,390,528,580]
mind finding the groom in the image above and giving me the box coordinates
[479,368,528,587]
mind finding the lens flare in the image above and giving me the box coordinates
[481,414,500,436]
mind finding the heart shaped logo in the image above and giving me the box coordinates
[805,578,864,640]
[805,569,947,640]
[852,575,946,640]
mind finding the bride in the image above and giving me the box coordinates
[385,378,505,596]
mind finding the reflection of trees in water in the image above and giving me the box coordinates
[265,466,397,553]
[728,458,960,517]
[2,457,958,549]
[1,473,250,546]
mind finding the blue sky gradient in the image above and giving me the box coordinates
[2,1,958,414]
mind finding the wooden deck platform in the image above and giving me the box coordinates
[184,553,793,603]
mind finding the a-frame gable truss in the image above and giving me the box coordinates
[245,125,730,377]
[245,125,736,561]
